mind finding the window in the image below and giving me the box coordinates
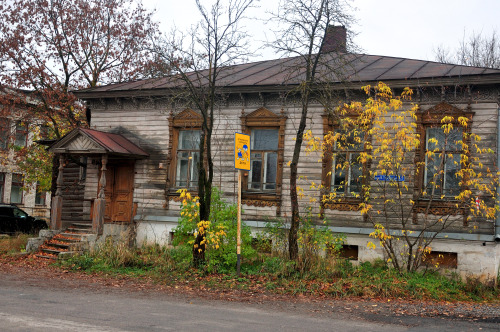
[14,121,27,147]
[175,130,200,188]
[321,114,368,211]
[35,182,46,206]
[330,128,364,196]
[10,174,23,204]
[166,109,203,200]
[79,156,88,182]
[0,118,9,150]
[424,127,463,197]
[248,129,278,191]
[240,107,286,213]
[413,102,474,217]
[37,124,50,140]
[415,102,473,201]
[0,173,4,203]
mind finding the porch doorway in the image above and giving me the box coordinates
[103,162,134,223]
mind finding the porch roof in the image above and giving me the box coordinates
[48,127,149,158]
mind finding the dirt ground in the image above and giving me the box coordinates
[1,254,499,326]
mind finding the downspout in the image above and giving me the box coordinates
[496,107,500,242]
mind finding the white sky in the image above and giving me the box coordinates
[142,0,500,62]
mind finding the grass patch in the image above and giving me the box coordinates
[0,234,32,254]
[56,243,500,303]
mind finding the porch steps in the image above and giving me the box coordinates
[36,223,94,260]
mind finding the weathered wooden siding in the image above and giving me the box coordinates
[90,103,170,218]
[87,94,499,236]
[60,162,86,226]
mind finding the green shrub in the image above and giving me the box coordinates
[173,187,257,273]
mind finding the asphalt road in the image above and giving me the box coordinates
[0,271,498,331]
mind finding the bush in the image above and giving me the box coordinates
[261,207,345,273]
[173,187,257,273]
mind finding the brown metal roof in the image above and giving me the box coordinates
[49,127,149,158]
[75,53,500,97]
[80,128,149,157]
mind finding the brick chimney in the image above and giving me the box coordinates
[320,25,347,53]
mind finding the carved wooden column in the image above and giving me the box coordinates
[50,155,65,230]
[92,155,107,235]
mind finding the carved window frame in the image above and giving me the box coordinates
[413,102,474,218]
[166,109,203,203]
[240,107,286,214]
[321,113,370,212]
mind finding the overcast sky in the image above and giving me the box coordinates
[142,0,500,62]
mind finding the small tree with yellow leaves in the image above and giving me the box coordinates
[320,82,499,273]
[173,188,256,272]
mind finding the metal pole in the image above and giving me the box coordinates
[237,169,242,276]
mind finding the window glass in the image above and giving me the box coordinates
[14,121,27,147]
[248,130,278,191]
[0,118,9,150]
[12,207,27,218]
[178,130,200,150]
[331,127,364,196]
[35,182,46,206]
[0,206,13,216]
[79,157,87,181]
[251,129,278,150]
[175,130,201,188]
[424,127,463,196]
[264,152,277,190]
[10,174,23,204]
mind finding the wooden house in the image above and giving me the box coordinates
[48,29,500,284]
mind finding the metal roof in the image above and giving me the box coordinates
[80,128,149,157]
[49,127,149,158]
[75,53,500,98]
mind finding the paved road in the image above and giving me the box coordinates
[0,274,498,331]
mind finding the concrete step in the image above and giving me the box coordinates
[59,232,93,240]
[40,248,67,255]
[71,223,92,229]
[46,242,70,249]
[66,227,93,234]
[36,254,58,260]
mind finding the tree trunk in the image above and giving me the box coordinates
[288,102,309,260]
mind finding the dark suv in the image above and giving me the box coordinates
[0,204,48,234]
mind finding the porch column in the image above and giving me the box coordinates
[50,155,64,230]
[92,155,107,235]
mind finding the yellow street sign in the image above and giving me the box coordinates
[234,132,250,170]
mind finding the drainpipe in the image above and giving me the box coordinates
[496,107,500,242]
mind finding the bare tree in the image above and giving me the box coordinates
[435,30,500,68]
[271,0,355,260]
[150,0,255,266]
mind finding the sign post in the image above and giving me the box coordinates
[234,132,250,276]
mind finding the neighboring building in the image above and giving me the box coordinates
[48,28,500,284]
[0,89,51,220]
